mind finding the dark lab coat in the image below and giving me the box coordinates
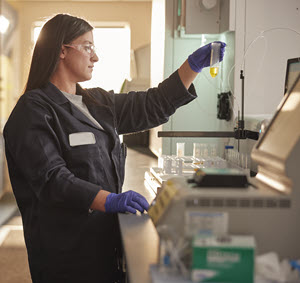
[3,71,196,283]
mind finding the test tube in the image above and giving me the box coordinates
[210,42,221,78]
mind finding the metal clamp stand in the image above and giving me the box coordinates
[236,70,245,151]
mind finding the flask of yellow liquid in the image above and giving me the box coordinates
[210,42,221,78]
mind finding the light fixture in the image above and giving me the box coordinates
[0,15,10,34]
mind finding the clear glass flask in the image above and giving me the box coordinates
[210,42,221,78]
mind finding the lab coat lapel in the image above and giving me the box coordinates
[42,82,103,131]
[68,103,104,131]
[85,101,117,138]
[83,88,119,140]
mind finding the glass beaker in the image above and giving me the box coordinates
[210,42,221,78]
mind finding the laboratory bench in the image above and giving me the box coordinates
[118,146,159,283]
[118,147,252,283]
[118,147,300,283]
[118,213,158,283]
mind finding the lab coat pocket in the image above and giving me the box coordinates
[69,132,96,147]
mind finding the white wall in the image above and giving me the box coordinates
[235,0,300,116]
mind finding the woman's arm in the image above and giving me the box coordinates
[114,71,197,135]
[90,190,110,211]
[178,60,198,89]
[113,42,226,135]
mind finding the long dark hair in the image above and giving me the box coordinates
[25,14,93,92]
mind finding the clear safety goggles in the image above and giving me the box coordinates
[64,44,97,57]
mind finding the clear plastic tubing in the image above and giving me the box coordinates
[210,42,221,78]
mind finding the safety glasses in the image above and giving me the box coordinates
[64,44,97,57]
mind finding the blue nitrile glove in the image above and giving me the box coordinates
[188,41,227,73]
[105,190,149,214]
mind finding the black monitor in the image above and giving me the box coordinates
[284,57,300,95]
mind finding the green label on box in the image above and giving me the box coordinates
[192,237,255,283]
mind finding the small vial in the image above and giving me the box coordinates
[176,142,185,157]
[163,156,172,174]
[200,143,209,158]
[210,42,221,78]
[210,144,217,157]
[175,158,183,175]
[224,145,234,161]
[208,144,217,168]
[193,143,201,159]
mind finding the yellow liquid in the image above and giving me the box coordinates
[210,67,219,78]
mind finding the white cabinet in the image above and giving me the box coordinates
[234,0,300,116]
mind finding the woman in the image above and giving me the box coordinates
[4,14,225,283]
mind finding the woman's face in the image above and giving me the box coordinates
[61,31,99,83]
